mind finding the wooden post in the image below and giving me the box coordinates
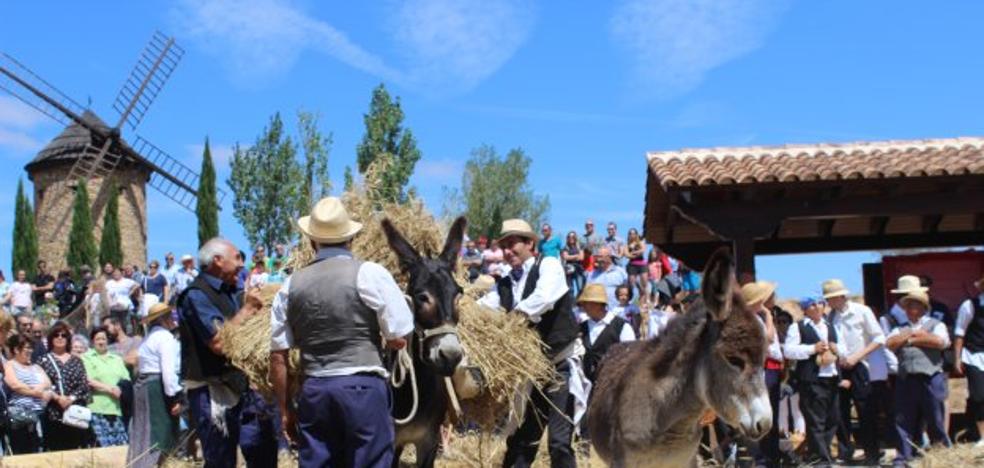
[734,237,756,283]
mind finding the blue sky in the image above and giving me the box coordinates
[1,1,982,298]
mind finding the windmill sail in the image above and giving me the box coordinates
[112,31,185,132]
[0,52,88,127]
[131,135,228,212]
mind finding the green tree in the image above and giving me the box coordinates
[297,110,333,208]
[343,166,354,192]
[355,84,421,203]
[196,137,220,247]
[99,181,123,268]
[443,145,550,240]
[11,179,38,278]
[66,180,97,277]
[228,113,304,252]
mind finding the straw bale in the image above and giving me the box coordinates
[917,443,984,466]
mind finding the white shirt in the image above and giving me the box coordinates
[269,249,415,377]
[887,314,950,348]
[759,314,784,362]
[172,268,198,296]
[105,278,138,309]
[137,325,182,397]
[163,264,180,285]
[584,311,636,345]
[247,272,269,289]
[784,318,838,377]
[877,315,900,376]
[9,281,32,308]
[954,294,984,371]
[829,301,886,376]
[645,308,677,339]
[477,256,569,323]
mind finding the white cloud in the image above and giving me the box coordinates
[610,0,788,99]
[172,0,531,94]
[415,158,462,181]
[391,0,535,94]
[0,96,47,153]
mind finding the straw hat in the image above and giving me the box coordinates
[821,279,850,299]
[899,291,930,309]
[740,281,777,307]
[496,219,537,243]
[890,275,928,294]
[577,283,608,306]
[142,303,173,324]
[296,197,363,244]
[180,254,194,262]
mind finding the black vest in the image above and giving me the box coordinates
[793,318,838,385]
[964,297,984,353]
[580,316,626,382]
[178,276,243,384]
[497,256,579,357]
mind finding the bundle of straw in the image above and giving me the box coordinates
[221,159,555,430]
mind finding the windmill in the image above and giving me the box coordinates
[0,31,225,271]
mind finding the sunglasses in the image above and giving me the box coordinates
[53,332,70,339]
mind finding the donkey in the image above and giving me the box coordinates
[382,216,467,468]
[587,248,772,468]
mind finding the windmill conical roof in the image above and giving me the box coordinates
[24,110,149,175]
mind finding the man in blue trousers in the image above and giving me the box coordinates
[269,197,414,467]
[178,237,263,468]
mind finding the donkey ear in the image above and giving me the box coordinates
[439,217,467,266]
[382,218,421,272]
[701,247,737,322]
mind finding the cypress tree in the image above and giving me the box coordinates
[11,179,38,277]
[196,137,219,247]
[99,181,123,269]
[67,180,98,278]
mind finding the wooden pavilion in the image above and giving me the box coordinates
[643,137,984,278]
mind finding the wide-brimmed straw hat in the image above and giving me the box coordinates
[296,197,363,244]
[142,303,173,324]
[577,283,608,306]
[899,291,930,309]
[496,219,537,244]
[891,275,928,294]
[821,279,850,299]
[741,281,777,307]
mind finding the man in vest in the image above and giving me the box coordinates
[178,238,263,468]
[954,274,984,447]
[886,290,952,464]
[823,278,886,464]
[578,283,635,384]
[741,281,784,468]
[269,197,414,467]
[480,219,582,467]
[782,295,840,465]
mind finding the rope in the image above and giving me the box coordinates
[390,347,419,425]
[444,376,462,420]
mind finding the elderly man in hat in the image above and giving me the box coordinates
[172,254,199,300]
[784,295,841,465]
[820,279,885,464]
[178,238,263,468]
[954,274,984,447]
[741,281,784,468]
[886,290,951,464]
[269,197,413,467]
[478,218,582,467]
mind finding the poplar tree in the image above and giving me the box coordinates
[196,138,219,247]
[355,84,421,203]
[66,180,97,277]
[99,181,123,268]
[11,179,38,277]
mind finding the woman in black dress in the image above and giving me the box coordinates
[39,321,92,451]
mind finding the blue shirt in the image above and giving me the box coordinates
[587,265,629,307]
[538,236,564,258]
[179,272,240,371]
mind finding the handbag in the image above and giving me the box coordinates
[46,354,92,429]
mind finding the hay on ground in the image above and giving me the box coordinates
[918,442,984,466]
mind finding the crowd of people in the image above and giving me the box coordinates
[0,203,981,468]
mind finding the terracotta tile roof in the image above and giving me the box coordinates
[647,137,984,188]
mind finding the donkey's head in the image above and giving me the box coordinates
[693,249,772,440]
[382,216,467,376]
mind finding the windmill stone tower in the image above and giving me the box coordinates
[1,32,225,273]
[25,111,151,271]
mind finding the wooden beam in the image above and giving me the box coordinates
[819,219,836,238]
[734,238,756,282]
[870,216,890,236]
[922,214,943,234]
